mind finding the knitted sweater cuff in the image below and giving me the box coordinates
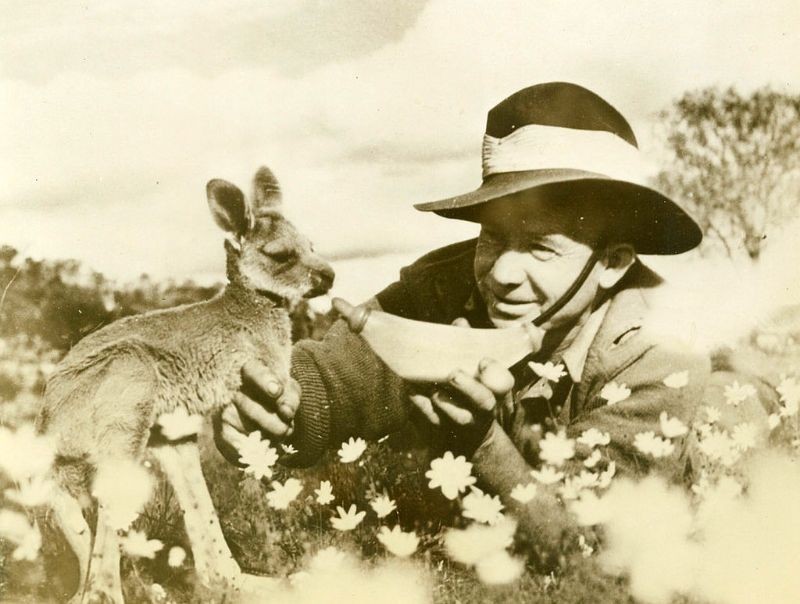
[285,349,331,467]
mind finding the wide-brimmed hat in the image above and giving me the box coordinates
[414,82,702,255]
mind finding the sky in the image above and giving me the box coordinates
[2,0,799,300]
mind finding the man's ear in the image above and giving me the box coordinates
[206,179,253,238]
[597,243,636,289]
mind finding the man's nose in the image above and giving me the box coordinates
[490,250,527,287]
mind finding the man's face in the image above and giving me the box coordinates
[474,192,608,330]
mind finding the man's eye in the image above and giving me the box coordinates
[529,244,556,259]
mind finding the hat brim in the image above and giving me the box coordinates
[414,169,702,255]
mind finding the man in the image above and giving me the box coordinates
[217,82,713,560]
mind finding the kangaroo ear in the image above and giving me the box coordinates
[206,179,253,237]
[252,166,282,213]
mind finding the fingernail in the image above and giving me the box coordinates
[449,371,463,384]
[478,358,491,371]
[266,381,280,396]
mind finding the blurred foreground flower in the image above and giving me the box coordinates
[377,525,418,557]
[600,382,631,405]
[331,504,366,531]
[309,546,348,571]
[314,480,335,505]
[444,517,522,585]
[583,450,602,468]
[0,425,55,481]
[663,371,689,388]
[92,459,154,530]
[157,408,202,441]
[426,451,476,499]
[577,428,610,449]
[236,431,279,480]
[121,530,163,559]
[538,431,575,466]
[0,509,42,561]
[5,475,55,507]
[510,482,537,503]
[462,487,504,525]
[337,437,367,463]
[266,478,303,510]
[370,494,396,518]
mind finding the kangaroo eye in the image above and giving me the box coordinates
[261,247,296,263]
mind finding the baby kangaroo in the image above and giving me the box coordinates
[36,166,334,603]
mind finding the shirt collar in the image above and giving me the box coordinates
[559,299,610,383]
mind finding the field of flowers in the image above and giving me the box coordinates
[1,247,799,603]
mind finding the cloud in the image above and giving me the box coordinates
[2,0,798,286]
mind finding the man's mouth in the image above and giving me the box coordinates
[491,297,540,318]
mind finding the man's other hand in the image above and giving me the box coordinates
[214,360,300,464]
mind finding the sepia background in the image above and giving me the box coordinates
[1,1,799,603]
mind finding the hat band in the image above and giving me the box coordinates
[482,124,649,184]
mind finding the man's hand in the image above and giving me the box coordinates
[214,360,300,464]
[409,357,514,455]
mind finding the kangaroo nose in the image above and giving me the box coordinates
[306,265,335,297]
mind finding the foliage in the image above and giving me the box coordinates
[654,86,800,260]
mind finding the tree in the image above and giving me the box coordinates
[654,87,800,261]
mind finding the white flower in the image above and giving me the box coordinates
[697,429,740,466]
[598,462,616,488]
[560,471,599,500]
[236,431,279,480]
[266,478,303,510]
[377,525,418,557]
[577,428,610,449]
[583,450,602,469]
[157,408,203,441]
[337,437,367,463]
[724,380,756,406]
[510,482,537,503]
[531,465,565,485]
[310,546,347,571]
[315,480,335,505]
[92,459,154,530]
[538,431,575,467]
[731,422,758,451]
[578,534,594,558]
[570,490,611,526]
[426,451,476,500]
[528,361,567,382]
[149,583,168,602]
[659,411,688,438]
[331,504,366,531]
[370,494,397,518]
[5,475,55,507]
[778,376,800,416]
[768,413,781,430]
[444,517,517,565]
[475,550,524,585]
[703,406,722,424]
[121,530,163,559]
[600,381,631,405]
[633,431,675,458]
[168,546,186,567]
[663,371,689,388]
[0,510,41,561]
[281,443,298,455]
[0,425,55,481]
[462,487,504,525]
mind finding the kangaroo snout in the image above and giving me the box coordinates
[305,264,335,298]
